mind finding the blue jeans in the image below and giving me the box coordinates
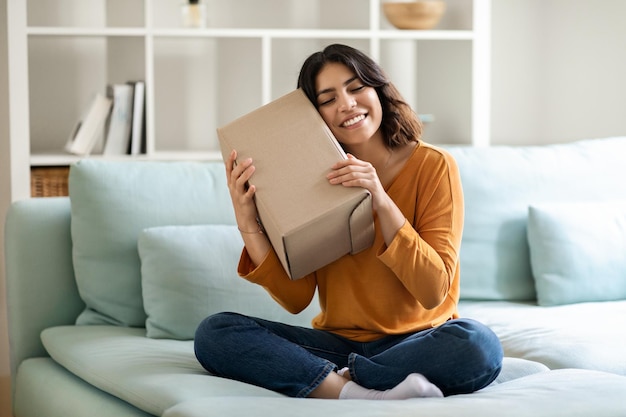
[194,312,503,398]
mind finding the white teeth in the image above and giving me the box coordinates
[343,114,365,127]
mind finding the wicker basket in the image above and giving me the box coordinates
[31,166,70,197]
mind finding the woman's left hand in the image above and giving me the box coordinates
[327,153,387,209]
[327,153,405,245]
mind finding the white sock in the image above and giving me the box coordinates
[339,373,443,400]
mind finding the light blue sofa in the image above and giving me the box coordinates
[6,137,626,417]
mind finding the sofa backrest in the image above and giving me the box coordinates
[445,137,626,301]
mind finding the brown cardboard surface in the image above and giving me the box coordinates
[217,89,375,279]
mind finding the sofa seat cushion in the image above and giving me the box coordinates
[41,326,282,416]
[163,369,626,417]
[459,300,626,375]
[14,357,153,417]
[41,326,550,416]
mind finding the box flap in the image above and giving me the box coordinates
[349,193,375,254]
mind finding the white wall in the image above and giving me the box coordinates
[491,0,626,145]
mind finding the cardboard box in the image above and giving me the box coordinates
[217,89,375,279]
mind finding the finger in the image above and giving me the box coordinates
[230,157,252,181]
[329,170,362,185]
[337,175,378,190]
[332,154,369,170]
[235,161,256,192]
[328,161,373,180]
[245,184,256,198]
[329,165,380,186]
[331,158,357,170]
[224,149,236,174]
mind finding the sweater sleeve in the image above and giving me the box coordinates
[238,247,318,314]
[377,151,464,309]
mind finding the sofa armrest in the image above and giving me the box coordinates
[5,197,84,384]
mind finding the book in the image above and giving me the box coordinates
[65,93,113,156]
[128,81,146,155]
[103,84,134,156]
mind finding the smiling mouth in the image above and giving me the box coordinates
[342,114,366,127]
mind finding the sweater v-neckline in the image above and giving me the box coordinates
[383,141,421,192]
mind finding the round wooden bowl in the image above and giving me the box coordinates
[383,1,446,30]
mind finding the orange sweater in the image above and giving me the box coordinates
[238,142,464,342]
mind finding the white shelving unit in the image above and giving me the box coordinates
[7,0,490,200]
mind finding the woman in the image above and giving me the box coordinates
[194,44,502,400]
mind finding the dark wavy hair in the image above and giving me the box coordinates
[297,44,422,147]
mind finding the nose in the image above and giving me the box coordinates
[338,93,356,112]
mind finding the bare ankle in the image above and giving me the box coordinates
[308,372,349,399]
[337,367,352,381]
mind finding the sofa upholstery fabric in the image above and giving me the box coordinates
[69,160,236,326]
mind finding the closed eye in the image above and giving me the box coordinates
[318,97,335,106]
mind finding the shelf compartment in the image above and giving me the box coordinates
[379,39,472,145]
[151,0,369,30]
[379,0,475,31]
[28,36,145,155]
[26,0,144,28]
[152,37,262,154]
[269,38,371,100]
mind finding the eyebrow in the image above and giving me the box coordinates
[316,76,359,98]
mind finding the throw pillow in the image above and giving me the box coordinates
[527,201,626,306]
[69,160,235,326]
[138,225,320,339]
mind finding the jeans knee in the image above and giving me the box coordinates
[195,311,252,349]
[196,312,240,336]
[194,312,245,371]
[435,319,503,394]
[444,319,503,370]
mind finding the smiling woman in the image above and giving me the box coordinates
[193,43,503,401]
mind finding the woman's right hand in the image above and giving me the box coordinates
[225,149,259,231]
[225,149,271,266]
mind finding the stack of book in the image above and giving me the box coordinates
[65,81,146,156]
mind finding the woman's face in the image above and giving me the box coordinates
[314,62,383,147]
